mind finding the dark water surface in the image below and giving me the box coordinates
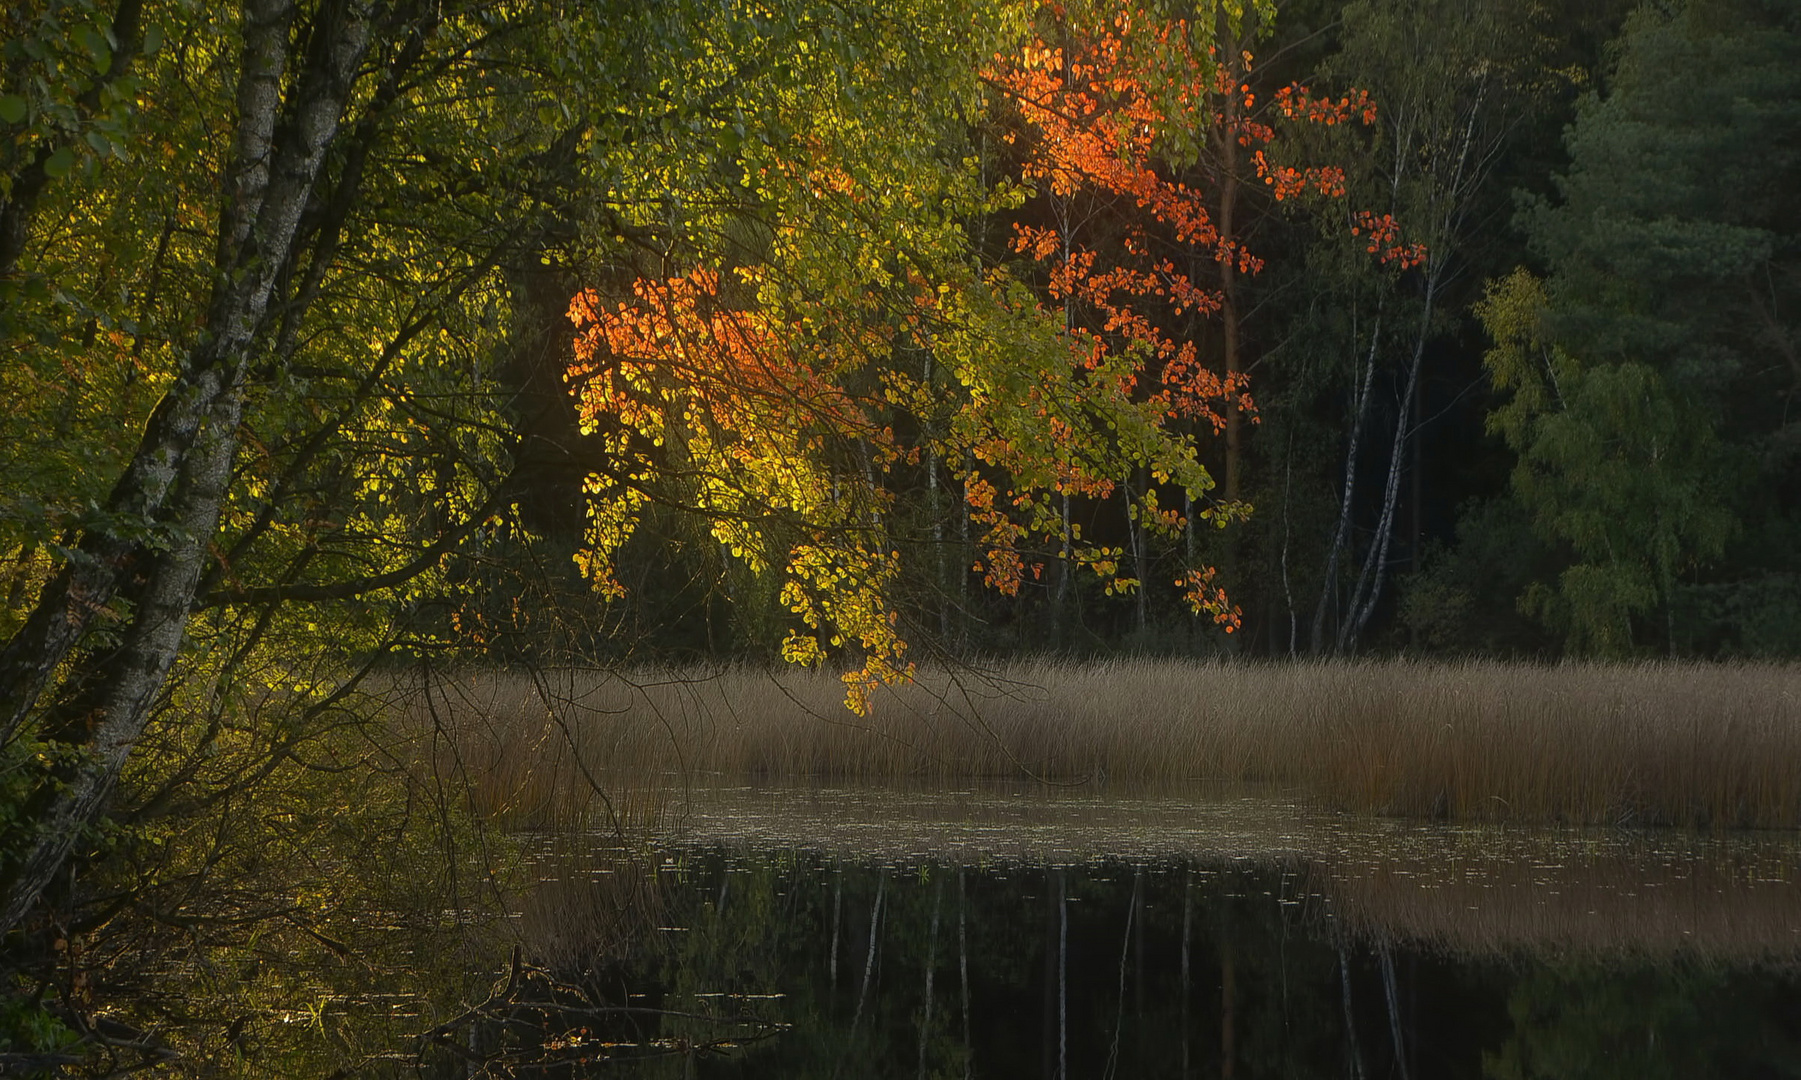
[508,787,1801,1078]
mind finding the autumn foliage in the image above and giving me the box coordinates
[985,7,1421,627]
[565,5,1429,702]
[995,14,1241,428]
[568,266,911,711]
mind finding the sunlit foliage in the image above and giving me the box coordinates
[565,0,1278,708]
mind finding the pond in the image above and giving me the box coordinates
[486,785,1801,1077]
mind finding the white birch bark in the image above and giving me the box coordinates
[0,0,373,933]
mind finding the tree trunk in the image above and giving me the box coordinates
[831,869,843,993]
[1216,26,1245,504]
[0,0,373,934]
[1180,871,1192,1080]
[1279,430,1299,657]
[2,391,245,931]
[1057,869,1068,1080]
[930,452,950,638]
[1220,197,1243,503]
[1312,310,1381,654]
[1105,868,1141,1078]
[1220,946,1236,1080]
[959,462,971,649]
[1055,492,1072,645]
[1128,474,1148,634]
[919,878,942,1080]
[848,870,885,1044]
[1379,940,1410,1080]
[1338,73,1487,653]
[1042,871,1057,1080]
[1339,948,1365,1080]
[959,869,972,1080]
[1340,267,1439,654]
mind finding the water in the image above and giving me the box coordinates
[495,786,1801,1077]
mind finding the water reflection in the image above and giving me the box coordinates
[502,787,1801,1077]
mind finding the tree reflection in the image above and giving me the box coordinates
[1484,965,1801,1080]
[17,836,1801,1075]
[508,851,1801,1079]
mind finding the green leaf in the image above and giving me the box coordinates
[141,25,163,55]
[76,27,112,75]
[42,145,75,179]
[0,95,24,124]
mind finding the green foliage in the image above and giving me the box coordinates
[0,984,78,1060]
[1485,965,1801,1080]
[1520,0,1801,383]
[1475,0,1800,655]
[1676,572,1801,657]
[1480,270,1734,652]
[1399,498,1556,654]
[561,0,1272,697]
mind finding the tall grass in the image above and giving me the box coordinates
[406,658,1801,828]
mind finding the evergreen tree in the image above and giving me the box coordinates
[1480,0,1801,654]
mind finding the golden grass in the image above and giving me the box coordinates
[403,658,1801,828]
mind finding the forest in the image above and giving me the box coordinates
[1,0,1798,1072]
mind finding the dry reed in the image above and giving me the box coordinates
[403,658,1801,828]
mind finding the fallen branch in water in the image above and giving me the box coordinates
[410,944,790,1074]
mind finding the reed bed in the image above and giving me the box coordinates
[404,658,1801,828]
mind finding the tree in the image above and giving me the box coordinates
[0,0,1090,933]
[988,3,1253,639]
[952,1,1406,647]
[1481,0,1800,654]
[0,0,385,932]
[0,0,1267,937]
[564,1,1255,706]
[1298,0,1543,654]
[1479,271,1732,654]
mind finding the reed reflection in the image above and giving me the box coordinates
[506,816,1801,1078]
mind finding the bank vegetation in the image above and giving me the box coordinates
[417,658,1801,830]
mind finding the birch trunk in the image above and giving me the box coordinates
[0,0,298,746]
[1311,313,1381,654]
[1339,269,1438,654]
[0,0,373,934]
[1336,72,1490,653]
